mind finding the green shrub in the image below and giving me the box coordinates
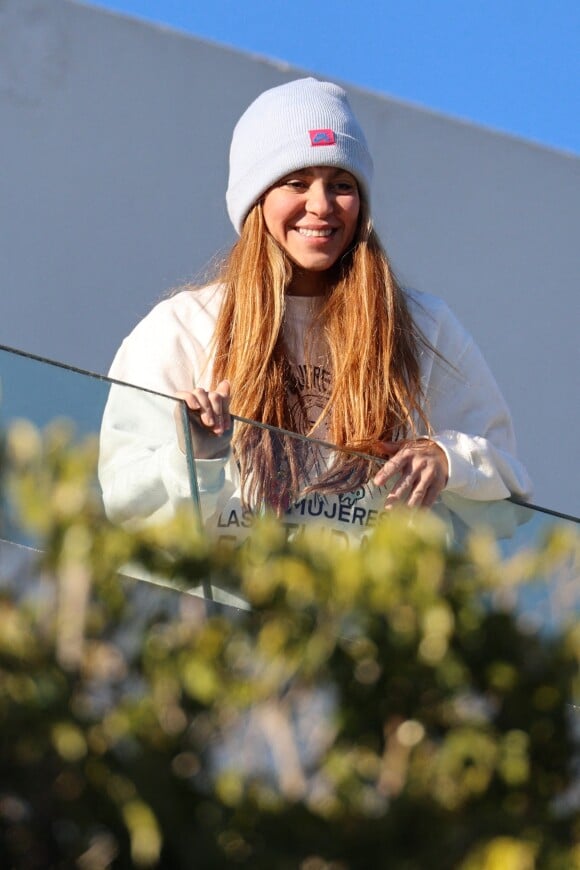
[0,423,578,869]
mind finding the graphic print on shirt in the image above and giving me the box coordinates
[339,487,366,507]
[287,361,332,435]
[286,486,378,526]
[216,482,388,537]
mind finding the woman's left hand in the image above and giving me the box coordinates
[372,439,449,508]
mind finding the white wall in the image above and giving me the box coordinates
[1,0,578,514]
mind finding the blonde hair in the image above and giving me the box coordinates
[212,200,432,511]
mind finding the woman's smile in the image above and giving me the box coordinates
[262,166,360,294]
[295,226,335,237]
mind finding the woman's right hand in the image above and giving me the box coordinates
[173,380,233,459]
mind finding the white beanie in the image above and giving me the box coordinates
[226,78,374,234]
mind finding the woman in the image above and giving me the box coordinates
[99,78,531,548]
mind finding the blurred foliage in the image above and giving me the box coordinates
[0,421,579,869]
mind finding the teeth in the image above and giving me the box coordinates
[297,228,334,237]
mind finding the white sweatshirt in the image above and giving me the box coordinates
[98,284,532,548]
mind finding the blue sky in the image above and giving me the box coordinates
[86,0,579,154]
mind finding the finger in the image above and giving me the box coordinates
[373,461,398,487]
[383,473,424,511]
[387,467,418,501]
[384,478,431,509]
[205,391,233,435]
[407,478,442,509]
[419,482,441,509]
[382,456,433,506]
[190,389,219,428]
[406,481,431,508]
[400,460,447,507]
[214,380,232,432]
[175,389,219,430]
[373,452,408,486]
[215,379,231,399]
[174,390,202,412]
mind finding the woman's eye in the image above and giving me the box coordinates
[284,180,307,190]
[334,181,355,193]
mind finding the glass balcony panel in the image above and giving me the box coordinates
[185,412,578,624]
[0,344,577,625]
[0,345,197,546]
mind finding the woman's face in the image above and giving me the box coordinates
[262,166,360,287]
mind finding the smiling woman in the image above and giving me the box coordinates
[98,78,532,543]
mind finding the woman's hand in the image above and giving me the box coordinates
[372,439,449,508]
[173,380,232,459]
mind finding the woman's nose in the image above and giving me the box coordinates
[305,182,333,216]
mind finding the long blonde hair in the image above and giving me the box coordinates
[212,200,432,511]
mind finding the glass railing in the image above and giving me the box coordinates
[0,345,196,542]
[1,343,578,623]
